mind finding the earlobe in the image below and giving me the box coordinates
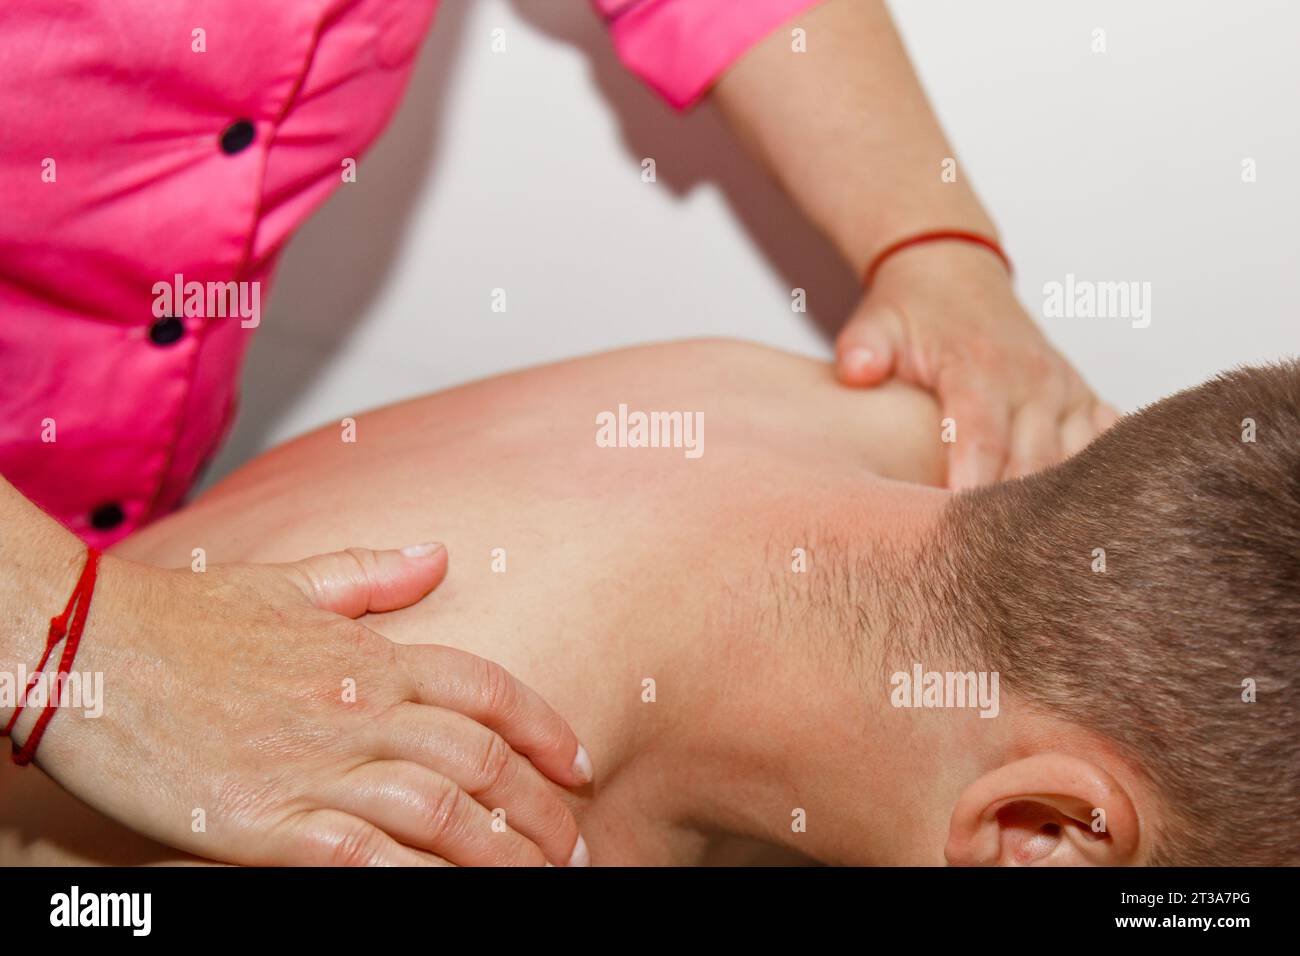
[944,753,1143,866]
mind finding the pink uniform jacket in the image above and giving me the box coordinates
[0,0,820,548]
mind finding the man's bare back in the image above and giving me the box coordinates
[0,340,942,865]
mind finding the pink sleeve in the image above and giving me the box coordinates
[593,0,827,111]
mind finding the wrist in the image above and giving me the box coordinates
[0,522,87,725]
[866,233,1013,292]
[844,195,1000,273]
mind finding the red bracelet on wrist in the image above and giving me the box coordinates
[1,545,101,766]
[863,229,1012,287]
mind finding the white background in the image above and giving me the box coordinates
[205,0,1300,486]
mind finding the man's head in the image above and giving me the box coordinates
[927,361,1299,865]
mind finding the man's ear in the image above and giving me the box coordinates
[944,753,1143,866]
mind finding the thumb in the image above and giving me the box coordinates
[836,300,903,387]
[278,542,448,618]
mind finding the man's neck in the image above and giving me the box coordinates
[628,475,1004,865]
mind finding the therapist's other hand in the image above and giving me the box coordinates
[835,242,1120,488]
[17,544,592,867]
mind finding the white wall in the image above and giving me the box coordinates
[205,0,1300,486]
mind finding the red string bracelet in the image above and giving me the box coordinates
[863,229,1012,287]
[1,546,101,766]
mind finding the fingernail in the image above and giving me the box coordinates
[571,743,593,784]
[400,542,444,558]
[841,347,875,377]
[567,835,591,867]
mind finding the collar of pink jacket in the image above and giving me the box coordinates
[0,0,821,547]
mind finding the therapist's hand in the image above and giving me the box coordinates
[710,0,1118,485]
[12,543,592,867]
[835,242,1120,488]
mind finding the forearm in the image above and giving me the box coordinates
[0,475,86,715]
[712,0,998,275]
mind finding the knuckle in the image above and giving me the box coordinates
[943,382,993,413]
[347,622,397,664]
[949,405,999,440]
[473,733,516,795]
[342,547,379,583]
[326,620,397,674]
[315,623,400,711]
[329,821,386,868]
[535,798,577,845]
[420,777,466,847]
[967,434,1007,458]
[967,339,1003,369]
[477,658,519,720]
[532,712,566,754]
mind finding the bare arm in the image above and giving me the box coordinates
[713,0,1117,486]
[713,0,996,273]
